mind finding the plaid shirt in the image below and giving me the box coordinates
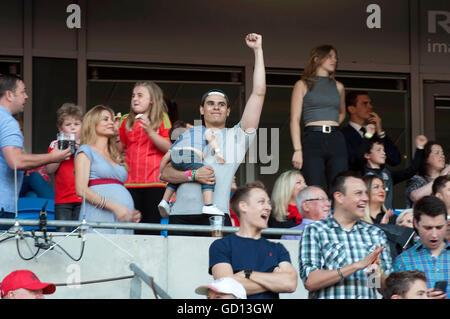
[299,216,393,299]
[394,241,450,298]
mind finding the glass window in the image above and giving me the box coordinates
[0,57,21,76]
[32,58,77,154]
[435,96,450,156]
[0,57,23,123]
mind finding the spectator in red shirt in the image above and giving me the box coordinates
[46,103,83,232]
[117,81,172,235]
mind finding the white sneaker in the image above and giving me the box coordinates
[202,205,225,216]
[158,200,171,218]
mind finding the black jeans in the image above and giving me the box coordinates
[55,203,81,232]
[128,187,166,236]
[302,130,348,190]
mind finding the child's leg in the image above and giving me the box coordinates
[158,186,176,219]
[202,189,213,206]
[201,177,216,207]
[162,187,175,202]
[201,183,224,215]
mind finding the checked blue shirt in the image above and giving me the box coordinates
[299,216,393,299]
[394,241,450,298]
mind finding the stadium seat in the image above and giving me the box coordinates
[17,197,56,231]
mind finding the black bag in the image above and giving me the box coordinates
[373,224,416,261]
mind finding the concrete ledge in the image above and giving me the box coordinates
[0,232,308,299]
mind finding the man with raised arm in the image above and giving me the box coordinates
[160,33,265,235]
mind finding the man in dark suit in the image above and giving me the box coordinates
[341,91,401,171]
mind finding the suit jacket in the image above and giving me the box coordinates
[341,125,402,171]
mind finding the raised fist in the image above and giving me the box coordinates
[245,33,262,50]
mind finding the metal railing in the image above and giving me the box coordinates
[0,218,304,236]
[129,263,171,299]
[48,263,171,299]
[0,217,302,299]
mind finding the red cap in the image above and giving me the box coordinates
[1,270,56,297]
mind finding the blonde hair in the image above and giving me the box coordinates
[81,105,127,170]
[125,81,167,131]
[396,209,413,226]
[301,44,338,91]
[361,175,387,224]
[271,170,304,222]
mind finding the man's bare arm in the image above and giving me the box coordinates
[211,263,268,296]
[241,33,266,132]
[2,146,71,171]
[212,261,297,296]
[236,262,298,293]
[159,162,215,185]
[304,245,385,292]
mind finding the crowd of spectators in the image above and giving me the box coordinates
[1,34,449,299]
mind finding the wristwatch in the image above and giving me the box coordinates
[244,269,252,279]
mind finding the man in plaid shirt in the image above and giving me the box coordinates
[299,172,393,299]
[394,196,449,299]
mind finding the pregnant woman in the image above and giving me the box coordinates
[75,105,141,234]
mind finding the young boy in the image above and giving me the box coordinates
[361,135,427,209]
[383,270,429,299]
[157,123,226,218]
[155,120,193,216]
[169,120,193,143]
[46,103,83,232]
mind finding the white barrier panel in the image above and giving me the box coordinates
[0,233,308,299]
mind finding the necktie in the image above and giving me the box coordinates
[359,126,366,137]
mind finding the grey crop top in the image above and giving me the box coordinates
[302,76,341,125]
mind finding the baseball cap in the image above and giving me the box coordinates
[1,270,56,297]
[195,277,246,299]
[200,89,230,106]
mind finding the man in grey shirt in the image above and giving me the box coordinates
[160,33,266,235]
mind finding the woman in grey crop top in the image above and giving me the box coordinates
[289,44,348,188]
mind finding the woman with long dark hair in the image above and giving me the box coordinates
[405,141,450,208]
[361,175,395,225]
[290,44,347,188]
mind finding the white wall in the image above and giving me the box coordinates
[0,233,308,299]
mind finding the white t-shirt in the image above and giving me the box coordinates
[171,122,255,216]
